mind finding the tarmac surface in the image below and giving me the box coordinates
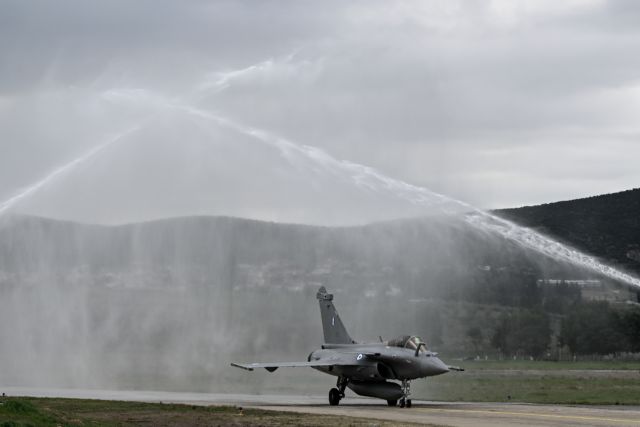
[3,387,640,427]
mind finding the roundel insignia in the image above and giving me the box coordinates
[357,353,363,361]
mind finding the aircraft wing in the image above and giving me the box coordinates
[231,360,347,372]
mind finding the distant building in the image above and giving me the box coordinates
[537,279,638,303]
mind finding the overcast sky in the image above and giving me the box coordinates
[1,0,639,225]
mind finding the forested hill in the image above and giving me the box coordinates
[496,188,640,275]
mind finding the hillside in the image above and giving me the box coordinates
[497,188,640,275]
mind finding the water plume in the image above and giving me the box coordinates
[199,111,640,289]
[0,126,141,217]
[197,50,302,94]
[112,85,639,289]
[99,81,640,289]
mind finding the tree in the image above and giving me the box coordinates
[491,309,550,359]
[491,313,512,356]
[467,326,483,354]
[515,310,551,359]
[618,307,640,352]
[562,301,628,356]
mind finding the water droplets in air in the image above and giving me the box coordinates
[1,56,639,290]
[0,126,141,217]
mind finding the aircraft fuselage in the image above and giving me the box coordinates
[309,344,449,381]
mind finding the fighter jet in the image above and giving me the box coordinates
[231,286,462,408]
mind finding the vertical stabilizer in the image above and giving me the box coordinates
[316,286,355,344]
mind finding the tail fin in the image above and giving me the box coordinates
[316,286,355,344]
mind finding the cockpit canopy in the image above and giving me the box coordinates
[386,335,428,353]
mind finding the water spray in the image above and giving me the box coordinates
[190,108,640,289]
[6,55,639,290]
[173,94,640,290]
[99,80,640,290]
[0,125,141,217]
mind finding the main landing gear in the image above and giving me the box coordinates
[329,377,348,406]
[386,380,412,408]
[398,379,412,408]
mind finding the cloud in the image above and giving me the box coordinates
[1,0,639,224]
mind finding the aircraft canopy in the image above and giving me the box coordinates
[387,335,428,353]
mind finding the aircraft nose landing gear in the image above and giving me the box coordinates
[399,379,412,408]
[329,377,348,406]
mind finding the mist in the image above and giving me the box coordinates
[0,213,610,392]
[2,0,640,395]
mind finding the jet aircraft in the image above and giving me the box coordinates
[231,286,462,407]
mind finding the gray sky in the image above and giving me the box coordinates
[1,0,639,225]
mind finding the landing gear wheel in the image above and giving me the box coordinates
[386,399,397,407]
[400,379,411,408]
[329,388,341,406]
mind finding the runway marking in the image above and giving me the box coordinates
[420,407,640,424]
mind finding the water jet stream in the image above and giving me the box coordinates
[183,108,640,289]
[0,125,141,217]
[101,85,640,289]
[5,70,639,290]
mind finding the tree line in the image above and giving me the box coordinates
[474,301,640,359]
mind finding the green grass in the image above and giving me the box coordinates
[0,398,59,427]
[414,360,640,404]
[454,359,640,371]
[0,397,426,426]
[424,375,640,404]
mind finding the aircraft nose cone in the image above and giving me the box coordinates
[426,357,449,376]
[435,357,450,374]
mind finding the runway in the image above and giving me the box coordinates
[3,387,640,427]
[251,400,640,427]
